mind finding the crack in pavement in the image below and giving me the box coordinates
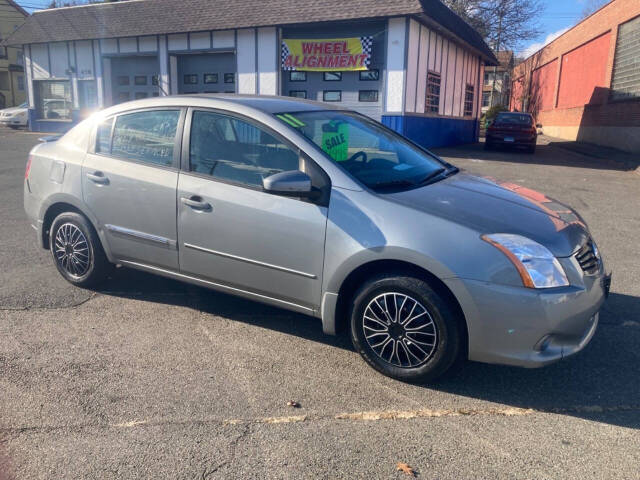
[0,293,99,311]
[2,404,639,436]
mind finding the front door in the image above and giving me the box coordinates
[82,108,183,270]
[177,109,329,311]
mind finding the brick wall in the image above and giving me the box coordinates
[510,0,640,152]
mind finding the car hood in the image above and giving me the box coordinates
[0,107,27,115]
[385,172,589,257]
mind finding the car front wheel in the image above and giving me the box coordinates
[350,274,462,383]
[49,212,110,288]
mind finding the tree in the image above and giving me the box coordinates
[580,0,609,18]
[442,0,544,110]
[442,0,544,52]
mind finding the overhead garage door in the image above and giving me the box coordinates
[178,53,237,94]
[111,56,160,104]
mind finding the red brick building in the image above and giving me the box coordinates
[511,0,640,153]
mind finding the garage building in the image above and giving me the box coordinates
[4,0,496,148]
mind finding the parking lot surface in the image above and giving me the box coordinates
[1,128,639,479]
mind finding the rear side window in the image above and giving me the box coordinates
[495,113,533,126]
[111,110,180,166]
[95,117,113,154]
[189,110,299,187]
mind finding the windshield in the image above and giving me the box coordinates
[275,110,453,191]
[494,113,532,126]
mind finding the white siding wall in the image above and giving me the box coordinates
[30,44,49,79]
[385,17,407,113]
[93,40,104,107]
[24,46,35,107]
[404,21,483,119]
[257,27,277,95]
[75,41,94,79]
[236,28,257,94]
[158,35,170,96]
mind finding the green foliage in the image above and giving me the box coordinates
[482,104,508,126]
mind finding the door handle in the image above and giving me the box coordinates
[86,171,109,185]
[181,196,211,211]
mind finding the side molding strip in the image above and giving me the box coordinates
[119,260,315,313]
[183,242,317,279]
[105,224,177,249]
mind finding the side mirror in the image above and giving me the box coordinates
[263,170,315,197]
[536,123,542,129]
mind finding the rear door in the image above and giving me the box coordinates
[176,108,329,311]
[82,108,184,270]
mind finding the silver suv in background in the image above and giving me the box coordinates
[24,95,609,382]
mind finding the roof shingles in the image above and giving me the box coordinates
[5,0,496,64]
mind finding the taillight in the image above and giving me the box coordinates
[25,155,33,179]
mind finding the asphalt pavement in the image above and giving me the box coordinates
[1,127,639,479]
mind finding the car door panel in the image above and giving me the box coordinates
[178,173,327,309]
[177,108,329,310]
[81,108,183,270]
[83,154,179,269]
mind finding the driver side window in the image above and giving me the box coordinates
[189,110,300,188]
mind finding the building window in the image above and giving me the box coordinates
[224,73,235,84]
[35,80,72,120]
[482,91,491,108]
[289,90,307,99]
[117,92,130,103]
[135,92,148,100]
[17,75,24,91]
[426,72,441,113]
[359,90,378,102]
[464,84,474,116]
[611,15,640,101]
[117,76,130,86]
[359,69,379,81]
[323,90,341,102]
[323,72,342,81]
[111,110,180,166]
[204,73,218,84]
[289,71,306,82]
[184,74,198,85]
[0,72,8,91]
[134,76,147,86]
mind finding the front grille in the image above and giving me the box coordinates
[575,241,600,275]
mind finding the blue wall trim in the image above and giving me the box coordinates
[381,115,478,149]
[28,109,80,133]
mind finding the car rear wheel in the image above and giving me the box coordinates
[350,274,462,383]
[49,212,110,288]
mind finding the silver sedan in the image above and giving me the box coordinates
[24,95,610,382]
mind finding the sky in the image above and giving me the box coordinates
[15,0,611,59]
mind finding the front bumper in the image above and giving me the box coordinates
[444,271,608,368]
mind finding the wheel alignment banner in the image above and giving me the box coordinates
[281,37,373,71]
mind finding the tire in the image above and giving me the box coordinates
[49,212,111,288]
[484,141,492,150]
[527,144,536,154]
[350,274,462,383]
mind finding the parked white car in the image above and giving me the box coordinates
[0,103,28,128]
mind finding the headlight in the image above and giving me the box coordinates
[481,233,569,288]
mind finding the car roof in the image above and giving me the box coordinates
[99,94,346,118]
